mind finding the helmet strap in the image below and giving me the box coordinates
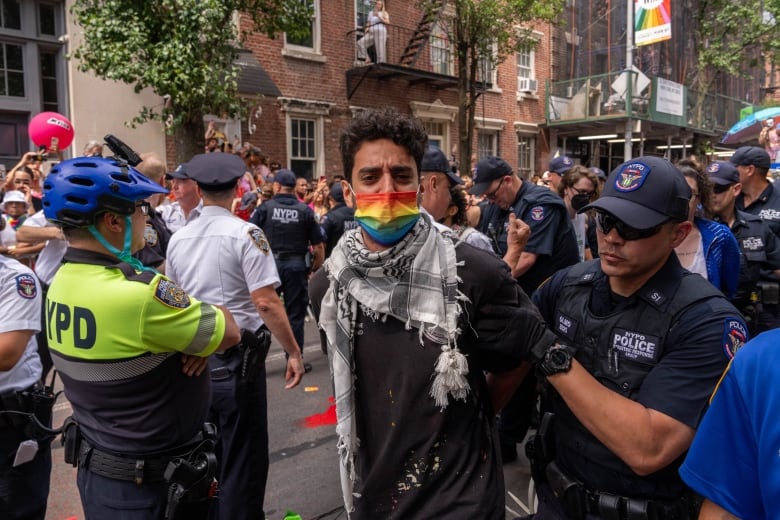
[87,215,153,273]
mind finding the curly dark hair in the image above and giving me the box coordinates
[339,108,428,182]
[676,157,712,217]
[448,186,468,227]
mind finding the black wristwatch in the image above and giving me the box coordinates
[538,344,573,377]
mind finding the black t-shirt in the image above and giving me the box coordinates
[311,242,552,519]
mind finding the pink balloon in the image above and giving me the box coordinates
[28,112,74,151]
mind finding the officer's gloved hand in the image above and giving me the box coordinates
[527,329,562,364]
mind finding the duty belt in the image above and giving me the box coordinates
[546,461,698,520]
[79,439,177,485]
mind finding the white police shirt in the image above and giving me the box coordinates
[20,210,67,285]
[158,200,203,233]
[166,205,280,331]
[0,256,43,392]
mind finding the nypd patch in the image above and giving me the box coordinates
[15,274,37,299]
[611,328,660,364]
[706,162,721,174]
[614,161,650,192]
[530,206,545,221]
[722,317,747,359]
[248,228,270,254]
[154,279,191,309]
[144,224,159,247]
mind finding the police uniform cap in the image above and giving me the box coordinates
[707,161,740,185]
[165,163,189,180]
[186,153,246,191]
[581,156,691,228]
[730,146,771,170]
[275,169,297,188]
[590,166,607,181]
[469,156,513,196]
[421,146,463,186]
[549,155,574,175]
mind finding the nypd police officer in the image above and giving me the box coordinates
[471,156,579,463]
[320,182,356,258]
[528,157,746,520]
[731,146,780,237]
[166,153,305,520]
[0,255,51,519]
[43,157,240,519]
[251,169,324,371]
[708,160,780,334]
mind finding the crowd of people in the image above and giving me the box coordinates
[1,108,778,520]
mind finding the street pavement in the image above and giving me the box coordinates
[44,317,534,520]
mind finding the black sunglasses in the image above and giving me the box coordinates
[712,183,733,194]
[596,211,666,241]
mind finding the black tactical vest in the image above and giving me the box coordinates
[259,196,311,255]
[547,260,724,498]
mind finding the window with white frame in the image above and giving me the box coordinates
[517,47,537,93]
[290,117,317,180]
[478,132,497,159]
[476,42,497,86]
[285,0,320,54]
[423,121,447,151]
[430,21,452,75]
[355,0,372,28]
[517,135,536,177]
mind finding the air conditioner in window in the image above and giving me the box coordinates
[519,78,538,93]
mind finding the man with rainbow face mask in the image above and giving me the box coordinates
[309,109,559,519]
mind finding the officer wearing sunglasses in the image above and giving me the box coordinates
[529,156,747,520]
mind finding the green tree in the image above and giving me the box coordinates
[70,0,312,161]
[418,0,564,176]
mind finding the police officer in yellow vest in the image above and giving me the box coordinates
[42,157,240,519]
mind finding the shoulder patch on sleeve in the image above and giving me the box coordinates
[722,317,748,360]
[530,206,546,221]
[248,227,270,254]
[15,273,37,299]
[154,278,191,309]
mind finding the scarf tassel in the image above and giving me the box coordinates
[430,345,470,409]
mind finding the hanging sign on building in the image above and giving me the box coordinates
[634,0,672,47]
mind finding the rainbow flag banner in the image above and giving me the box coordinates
[634,0,671,47]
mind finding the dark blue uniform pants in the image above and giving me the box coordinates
[77,469,167,519]
[0,426,51,519]
[275,258,309,354]
[208,351,268,520]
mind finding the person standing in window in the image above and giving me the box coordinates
[357,0,389,64]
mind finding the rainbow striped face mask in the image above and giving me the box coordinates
[353,190,420,246]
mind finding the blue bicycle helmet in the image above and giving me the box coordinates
[43,157,168,227]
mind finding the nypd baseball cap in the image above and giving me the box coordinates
[238,191,258,210]
[421,146,463,186]
[730,146,770,170]
[706,161,740,185]
[165,163,189,180]
[580,156,691,228]
[469,156,513,196]
[275,168,297,188]
[549,155,574,175]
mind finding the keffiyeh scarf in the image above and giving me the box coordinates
[319,213,470,515]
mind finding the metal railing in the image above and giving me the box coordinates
[547,72,752,135]
[346,23,455,76]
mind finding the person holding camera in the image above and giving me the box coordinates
[166,153,305,520]
[250,168,324,374]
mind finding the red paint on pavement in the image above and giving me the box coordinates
[300,396,336,428]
